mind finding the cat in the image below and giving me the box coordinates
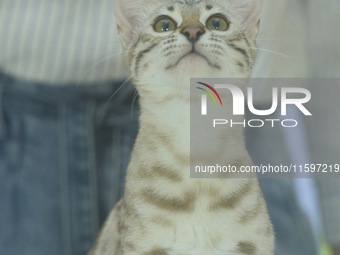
[90,0,274,254]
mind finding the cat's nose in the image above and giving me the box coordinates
[181,25,205,43]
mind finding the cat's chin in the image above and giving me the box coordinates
[181,52,206,61]
[174,53,219,75]
[179,52,211,66]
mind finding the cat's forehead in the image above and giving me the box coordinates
[163,0,217,16]
[162,0,215,9]
[173,0,204,4]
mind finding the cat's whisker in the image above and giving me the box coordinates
[256,38,286,41]
[103,75,133,110]
[76,51,131,86]
[246,47,291,58]
[130,90,140,119]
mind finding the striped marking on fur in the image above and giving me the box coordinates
[236,241,257,255]
[135,44,157,77]
[141,188,196,212]
[238,195,264,224]
[143,248,169,255]
[227,42,250,67]
[209,181,253,210]
[138,164,183,183]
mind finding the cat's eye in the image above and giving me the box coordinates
[154,16,177,33]
[206,15,229,31]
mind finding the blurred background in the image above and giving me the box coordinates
[0,0,339,255]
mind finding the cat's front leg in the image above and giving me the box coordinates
[90,200,124,255]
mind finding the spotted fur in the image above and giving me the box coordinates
[90,1,274,254]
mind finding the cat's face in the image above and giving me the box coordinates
[114,0,261,94]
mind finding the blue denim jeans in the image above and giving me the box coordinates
[0,71,138,255]
[0,71,316,255]
[247,125,317,255]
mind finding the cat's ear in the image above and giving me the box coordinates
[232,0,262,38]
[113,1,143,48]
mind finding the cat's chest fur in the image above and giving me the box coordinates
[90,1,274,254]
[123,181,270,254]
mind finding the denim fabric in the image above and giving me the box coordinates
[247,123,318,255]
[0,71,138,255]
[0,71,317,255]
[260,179,317,255]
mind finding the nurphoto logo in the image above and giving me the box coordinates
[196,82,312,128]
